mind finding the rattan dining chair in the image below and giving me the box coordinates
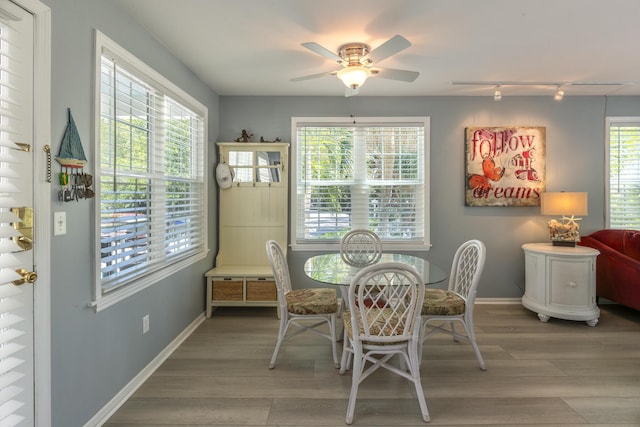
[340,262,429,424]
[420,239,487,370]
[340,229,383,266]
[265,240,340,369]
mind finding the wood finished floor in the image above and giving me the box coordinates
[104,303,640,426]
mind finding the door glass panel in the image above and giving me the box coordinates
[0,2,36,423]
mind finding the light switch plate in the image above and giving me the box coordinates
[53,211,66,236]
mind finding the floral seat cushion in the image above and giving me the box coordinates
[421,288,465,316]
[343,308,408,341]
[286,288,338,315]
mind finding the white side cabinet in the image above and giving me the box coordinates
[522,243,600,326]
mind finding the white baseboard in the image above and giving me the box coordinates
[475,297,621,305]
[476,298,522,304]
[86,312,206,427]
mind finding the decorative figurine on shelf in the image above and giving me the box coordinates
[260,136,282,143]
[234,129,253,142]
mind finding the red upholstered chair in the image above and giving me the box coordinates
[579,230,640,311]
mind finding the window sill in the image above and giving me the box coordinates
[290,242,431,252]
[90,250,208,312]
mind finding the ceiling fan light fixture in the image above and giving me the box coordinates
[554,88,565,101]
[296,36,417,93]
[337,66,371,89]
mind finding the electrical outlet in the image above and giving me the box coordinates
[142,315,149,334]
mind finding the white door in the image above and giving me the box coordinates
[0,1,36,424]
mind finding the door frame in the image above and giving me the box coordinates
[16,0,52,424]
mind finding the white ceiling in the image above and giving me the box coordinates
[115,0,640,97]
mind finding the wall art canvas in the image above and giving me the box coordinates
[465,126,545,207]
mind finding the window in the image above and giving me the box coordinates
[93,31,207,310]
[607,117,640,229]
[291,117,429,250]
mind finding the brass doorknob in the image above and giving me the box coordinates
[13,268,37,286]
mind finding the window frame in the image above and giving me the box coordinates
[290,116,430,252]
[92,30,208,311]
[606,116,640,230]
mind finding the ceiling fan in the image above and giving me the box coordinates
[291,35,419,96]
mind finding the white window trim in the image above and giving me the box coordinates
[290,116,430,252]
[91,30,208,312]
[605,116,640,229]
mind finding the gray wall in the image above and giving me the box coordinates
[219,95,640,298]
[42,0,219,425]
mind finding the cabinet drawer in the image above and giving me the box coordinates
[246,280,277,301]
[212,279,243,301]
[548,257,591,307]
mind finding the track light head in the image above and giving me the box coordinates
[493,86,502,101]
[451,81,631,100]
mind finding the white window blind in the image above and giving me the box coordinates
[0,11,28,425]
[607,118,640,229]
[95,31,207,308]
[291,117,429,250]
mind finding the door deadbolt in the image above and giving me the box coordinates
[10,207,33,250]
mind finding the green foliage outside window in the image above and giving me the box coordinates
[296,122,424,242]
[609,123,640,229]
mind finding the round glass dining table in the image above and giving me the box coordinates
[303,253,447,287]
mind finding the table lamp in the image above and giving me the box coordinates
[540,192,588,246]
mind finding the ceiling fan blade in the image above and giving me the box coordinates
[290,71,336,82]
[362,35,411,64]
[301,42,343,63]
[373,67,419,82]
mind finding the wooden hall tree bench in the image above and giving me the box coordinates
[206,142,289,318]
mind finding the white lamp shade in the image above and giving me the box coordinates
[337,66,371,89]
[540,192,588,216]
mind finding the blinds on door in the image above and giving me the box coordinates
[0,8,29,426]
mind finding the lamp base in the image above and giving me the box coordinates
[551,240,577,247]
[547,216,582,248]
